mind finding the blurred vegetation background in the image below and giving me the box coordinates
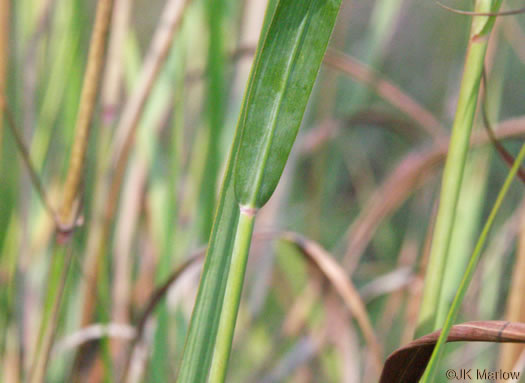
[1,0,525,381]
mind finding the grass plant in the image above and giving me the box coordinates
[2,0,525,382]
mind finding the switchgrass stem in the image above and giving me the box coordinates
[208,208,255,383]
[416,0,502,336]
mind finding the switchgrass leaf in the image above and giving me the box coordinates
[234,0,341,209]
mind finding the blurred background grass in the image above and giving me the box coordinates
[1,0,525,381]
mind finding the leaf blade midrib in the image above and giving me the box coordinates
[236,0,316,208]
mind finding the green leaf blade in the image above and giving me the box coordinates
[234,0,341,208]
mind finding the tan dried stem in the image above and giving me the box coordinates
[101,0,131,124]
[59,0,114,228]
[109,0,189,183]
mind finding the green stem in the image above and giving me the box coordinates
[208,208,255,383]
[416,0,501,337]
[420,142,525,383]
[437,39,507,328]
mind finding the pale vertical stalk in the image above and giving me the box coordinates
[112,158,143,345]
[416,0,502,337]
[110,0,189,170]
[231,0,267,98]
[101,0,132,367]
[146,54,185,383]
[102,0,130,125]
[208,209,255,383]
[119,49,178,381]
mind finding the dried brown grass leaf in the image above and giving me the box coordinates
[281,231,383,374]
[380,321,525,383]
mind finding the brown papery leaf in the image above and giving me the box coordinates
[281,232,383,374]
[379,321,525,383]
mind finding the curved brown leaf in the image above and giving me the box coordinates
[281,231,383,374]
[380,321,525,383]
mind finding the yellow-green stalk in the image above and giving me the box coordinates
[416,0,502,337]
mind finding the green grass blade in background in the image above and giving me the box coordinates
[196,0,226,241]
[345,0,403,111]
[415,0,502,337]
[178,0,341,381]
